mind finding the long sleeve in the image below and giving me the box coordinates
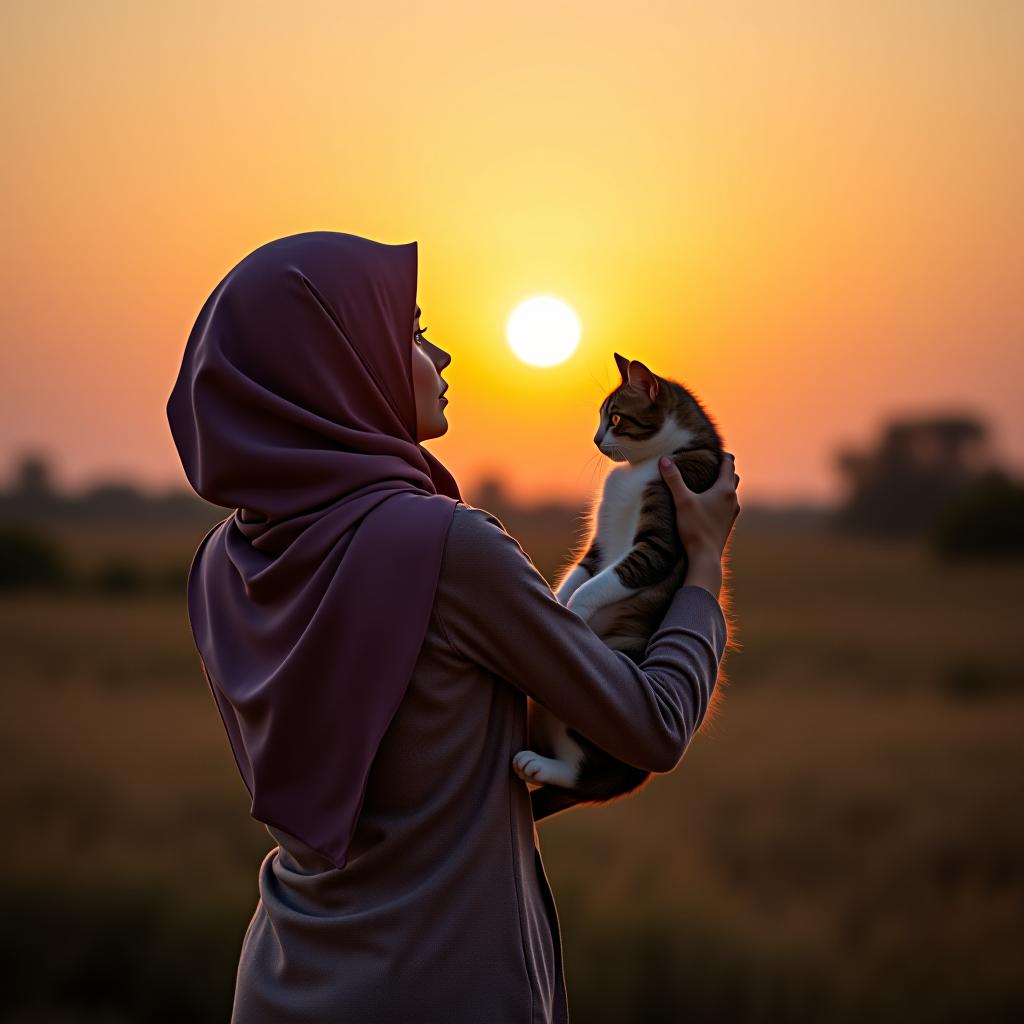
[434,504,728,776]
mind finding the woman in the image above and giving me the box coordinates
[166,231,740,1024]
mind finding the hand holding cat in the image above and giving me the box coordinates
[658,453,740,594]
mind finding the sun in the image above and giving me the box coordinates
[505,296,581,367]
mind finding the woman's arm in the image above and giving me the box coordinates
[434,504,728,775]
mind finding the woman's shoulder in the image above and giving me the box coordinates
[451,500,507,533]
[435,502,554,644]
[447,500,510,553]
[443,501,535,577]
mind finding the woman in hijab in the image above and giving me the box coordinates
[166,231,739,1024]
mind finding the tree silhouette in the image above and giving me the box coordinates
[12,451,55,498]
[834,413,996,538]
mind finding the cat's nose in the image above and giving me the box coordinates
[593,427,604,446]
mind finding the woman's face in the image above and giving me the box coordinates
[411,305,451,442]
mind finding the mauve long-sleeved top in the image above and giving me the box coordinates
[228,501,729,1023]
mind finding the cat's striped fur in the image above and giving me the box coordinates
[515,352,727,819]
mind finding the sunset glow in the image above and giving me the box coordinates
[0,2,1021,506]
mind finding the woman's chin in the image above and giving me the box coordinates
[427,412,449,440]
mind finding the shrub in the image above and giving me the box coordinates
[931,472,1024,561]
[0,524,73,590]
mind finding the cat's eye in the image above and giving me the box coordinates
[610,413,621,426]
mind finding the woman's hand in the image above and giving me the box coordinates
[658,452,741,600]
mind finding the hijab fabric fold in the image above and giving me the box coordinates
[166,231,461,869]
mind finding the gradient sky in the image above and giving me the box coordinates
[2,0,1021,505]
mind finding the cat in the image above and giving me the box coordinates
[515,352,726,821]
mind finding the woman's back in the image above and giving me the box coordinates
[230,501,728,1024]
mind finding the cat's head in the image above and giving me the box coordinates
[594,353,720,464]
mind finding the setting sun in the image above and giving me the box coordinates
[505,296,581,368]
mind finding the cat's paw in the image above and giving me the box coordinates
[512,750,577,788]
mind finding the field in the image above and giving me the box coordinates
[2,520,1022,1022]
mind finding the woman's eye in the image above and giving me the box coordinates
[611,413,621,426]
[415,326,429,345]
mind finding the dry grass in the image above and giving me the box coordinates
[3,524,1023,1021]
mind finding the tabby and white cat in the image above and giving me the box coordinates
[514,352,725,820]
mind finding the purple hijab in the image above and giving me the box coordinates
[166,231,462,869]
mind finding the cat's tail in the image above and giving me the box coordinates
[531,784,583,823]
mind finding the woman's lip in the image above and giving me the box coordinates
[440,395,449,405]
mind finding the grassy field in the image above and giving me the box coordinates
[2,522,1022,1022]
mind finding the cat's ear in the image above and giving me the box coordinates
[613,352,631,383]
[627,360,660,403]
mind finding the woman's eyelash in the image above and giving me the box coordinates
[416,326,429,342]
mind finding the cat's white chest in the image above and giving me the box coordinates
[594,460,662,565]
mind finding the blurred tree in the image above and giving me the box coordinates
[12,452,55,498]
[470,475,512,519]
[930,470,1024,561]
[92,558,149,595]
[0,524,72,590]
[834,413,997,538]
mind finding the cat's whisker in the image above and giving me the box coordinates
[587,367,607,396]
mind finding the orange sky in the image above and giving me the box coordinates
[2,1,1021,505]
